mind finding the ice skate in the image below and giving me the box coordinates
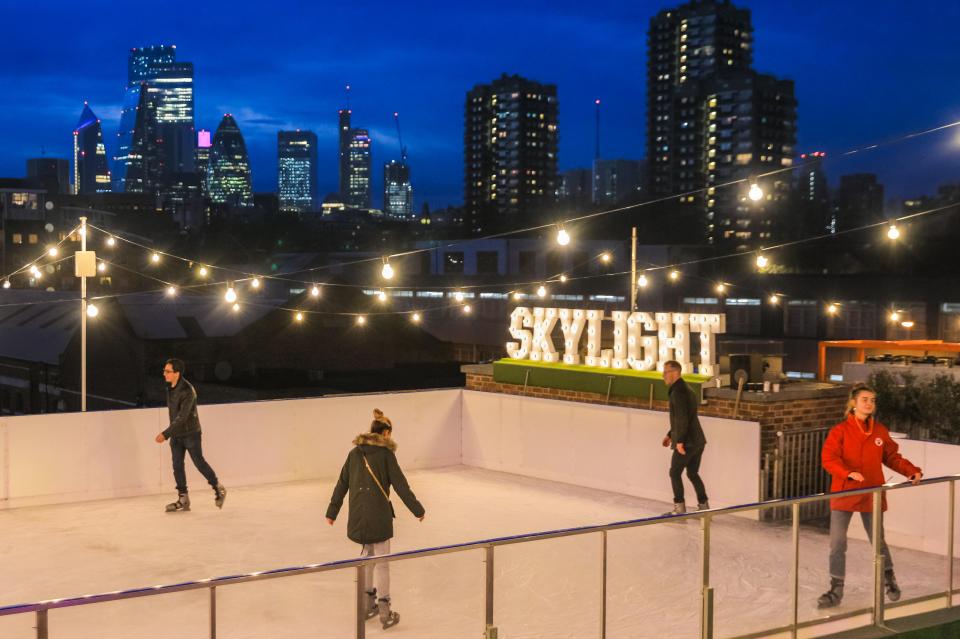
[214,484,227,509]
[165,493,190,513]
[817,578,844,608]
[885,570,901,602]
[364,589,378,620]
[662,502,686,516]
[697,501,710,511]
[378,598,399,629]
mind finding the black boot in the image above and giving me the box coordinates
[165,493,190,513]
[817,577,844,609]
[885,570,901,602]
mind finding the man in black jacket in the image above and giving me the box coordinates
[326,421,425,630]
[660,360,709,515]
[154,358,226,512]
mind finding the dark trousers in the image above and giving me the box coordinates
[669,446,708,504]
[170,432,219,494]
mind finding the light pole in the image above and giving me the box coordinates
[74,216,96,412]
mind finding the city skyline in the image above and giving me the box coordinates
[2,0,960,208]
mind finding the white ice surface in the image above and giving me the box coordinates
[0,466,955,639]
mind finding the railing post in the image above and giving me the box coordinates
[209,586,216,639]
[701,514,713,639]
[35,609,48,639]
[948,480,956,607]
[356,564,366,639]
[790,502,800,637]
[485,545,497,639]
[600,530,608,639]
[872,489,885,628]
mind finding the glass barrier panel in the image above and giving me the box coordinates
[607,520,701,638]
[493,532,602,637]
[0,612,40,639]
[48,588,208,638]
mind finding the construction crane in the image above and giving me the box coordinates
[393,112,407,163]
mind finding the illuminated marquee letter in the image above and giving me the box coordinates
[584,310,604,366]
[627,312,658,371]
[506,307,533,359]
[690,313,726,376]
[610,311,630,369]
[558,308,586,364]
[530,307,560,363]
[656,312,691,373]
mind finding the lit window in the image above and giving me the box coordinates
[28,234,38,244]
[12,233,23,245]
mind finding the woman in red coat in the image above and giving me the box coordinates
[817,383,923,608]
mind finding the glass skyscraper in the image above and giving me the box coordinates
[113,45,195,193]
[73,103,111,195]
[346,129,372,209]
[278,130,318,213]
[208,114,253,208]
[383,160,413,219]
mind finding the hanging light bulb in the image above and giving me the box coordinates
[105,236,116,247]
[512,291,522,301]
[251,277,261,289]
[669,269,680,282]
[755,252,769,269]
[454,291,465,303]
[638,272,648,288]
[600,252,611,263]
[2,280,9,289]
[377,290,387,302]
[748,181,764,202]
[901,320,915,329]
[411,312,421,323]
[356,315,366,325]
[463,304,472,314]
[97,262,106,273]
[769,294,780,305]
[151,253,160,264]
[47,247,58,257]
[537,285,547,298]
[294,311,304,322]
[29,265,40,276]
[889,310,900,323]
[224,286,238,303]
[86,303,99,318]
[556,226,571,246]
[560,274,568,283]
[166,285,177,297]
[887,224,901,240]
[715,282,727,294]
[311,285,320,297]
[827,303,839,315]
[381,258,395,280]
[198,266,208,277]
[232,303,240,312]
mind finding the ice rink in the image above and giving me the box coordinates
[0,465,955,638]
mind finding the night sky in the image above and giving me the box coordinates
[2,1,960,209]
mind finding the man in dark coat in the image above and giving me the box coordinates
[154,358,226,512]
[326,421,425,630]
[660,359,709,514]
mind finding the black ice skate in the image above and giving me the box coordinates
[214,484,227,509]
[885,570,901,602]
[364,589,378,620]
[817,578,844,608]
[165,493,190,513]
[378,598,399,629]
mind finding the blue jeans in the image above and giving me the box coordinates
[170,432,219,494]
[829,510,893,580]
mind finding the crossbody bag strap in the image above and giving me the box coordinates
[362,453,390,502]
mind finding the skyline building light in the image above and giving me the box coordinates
[208,114,253,208]
[464,73,559,235]
[278,130,319,213]
[72,103,111,195]
[346,128,372,208]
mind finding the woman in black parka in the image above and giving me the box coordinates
[326,420,425,629]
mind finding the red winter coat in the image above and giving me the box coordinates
[821,413,921,512]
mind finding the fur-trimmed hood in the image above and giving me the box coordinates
[353,431,397,451]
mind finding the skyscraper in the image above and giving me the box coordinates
[208,114,253,208]
[113,45,195,193]
[346,129,372,208]
[795,151,829,236]
[72,103,111,195]
[195,129,212,197]
[383,160,413,219]
[646,0,796,248]
[338,109,351,198]
[465,73,559,235]
[278,130,318,213]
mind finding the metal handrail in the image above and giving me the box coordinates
[3,474,959,639]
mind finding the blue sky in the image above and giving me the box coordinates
[2,1,960,208]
